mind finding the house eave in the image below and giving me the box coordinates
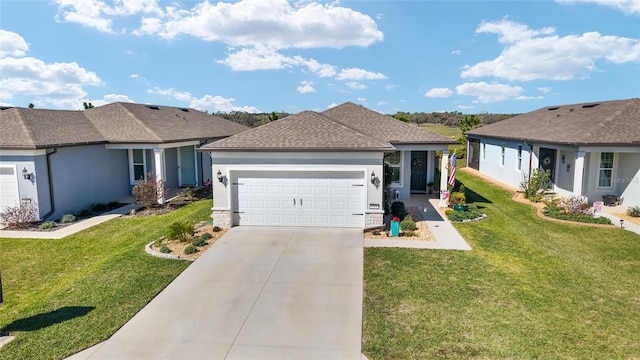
[467,134,640,148]
[198,146,393,152]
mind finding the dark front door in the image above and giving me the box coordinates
[468,138,480,170]
[410,151,427,193]
[539,147,556,181]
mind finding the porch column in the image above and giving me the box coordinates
[572,150,586,197]
[439,150,450,207]
[153,148,166,204]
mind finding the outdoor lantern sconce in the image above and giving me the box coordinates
[216,170,224,183]
[370,171,376,184]
[22,167,31,180]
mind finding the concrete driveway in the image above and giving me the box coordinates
[71,227,363,359]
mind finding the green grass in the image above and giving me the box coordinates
[0,200,212,360]
[363,171,640,359]
[419,124,466,158]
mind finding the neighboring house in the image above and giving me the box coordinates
[466,98,640,208]
[200,102,456,229]
[0,103,248,221]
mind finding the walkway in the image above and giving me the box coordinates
[67,227,364,360]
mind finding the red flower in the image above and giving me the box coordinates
[392,217,401,222]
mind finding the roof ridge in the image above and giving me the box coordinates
[307,111,392,148]
[112,103,163,142]
[15,108,38,147]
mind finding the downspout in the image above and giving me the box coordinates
[40,148,57,221]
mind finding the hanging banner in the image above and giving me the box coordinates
[439,190,450,208]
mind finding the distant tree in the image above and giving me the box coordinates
[458,115,481,143]
[268,111,279,121]
[28,103,34,108]
[83,102,94,109]
[392,113,409,123]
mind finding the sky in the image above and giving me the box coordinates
[0,0,638,115]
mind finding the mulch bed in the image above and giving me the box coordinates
[364,206,434,241]
[149,221,227,261]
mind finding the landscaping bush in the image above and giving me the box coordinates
[61,214,76,223]
[167,221,194,242]
[444,209,454,216]
[520,168,551,202]
[132,172,169,208]
[400,215,417,231]
[201,232,213,240]
[212,226,222,232]
[0,201,39,228]
[184,245,198,255]
[447,206,485,222]
[449,191,466,206]
[154,237,164,247]
[402,230,416,237]
[543,207,612,224]
[391,201,408,219]
[560,195,591,216]
[39,221,55,230]
[159,246,171,254]
[627,206,640,218]
[192,237,207,247]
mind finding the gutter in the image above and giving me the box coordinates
[40,148,57,221]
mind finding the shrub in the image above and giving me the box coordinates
[132,172,170,208]
[212,226,222,232]
[61,214,76,223]
[400,215,417,231]
[39,221,55,229]
[0,201,39,228]
[391,201,408,219]
[201,233,213,240]
[154,237,164,247]
[560,196,591,216]
[543,197,561,209]
[184,245,198,255]
[192,237,207,247]
[402,230,416,237]
[444,209,454,216]
[449,191,466,206]
[167,221,194,242]
[90,203,108,213]
[448,208,485,222]
[627,206,640,218]
[543,207,612,224]
[159,246,171,254]
[520,169,551,202]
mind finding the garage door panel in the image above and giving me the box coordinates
[235,172,364,228]
[0,166,20,209]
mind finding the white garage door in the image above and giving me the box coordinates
[234,171,364,228]
[0,166,20,210]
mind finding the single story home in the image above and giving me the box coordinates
[466,98,640,208]
[0,102,248,221]
[200,102,456,229]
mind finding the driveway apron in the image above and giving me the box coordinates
[78,227,363,359]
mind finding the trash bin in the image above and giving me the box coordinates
[391,220,400,237]
[602,195,617,206]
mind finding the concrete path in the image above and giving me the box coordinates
[0,204,138,239]
[67,227,364,360]
[364,198,472,250]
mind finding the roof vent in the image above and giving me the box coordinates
[582,103,599,108]
[146,105,161,110]
[548,107,560,111]
[178,108,189,112]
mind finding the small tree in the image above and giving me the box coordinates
[0,201,39,228]
[458,115,481,144]
[132,173,169,208]
[520,169,551,202]
[28,103,34,108]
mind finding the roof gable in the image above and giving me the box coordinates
[202,110,393,151]
[466,98,640,146]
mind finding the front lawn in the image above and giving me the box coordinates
[0,200,212,360]
[363,171,640,359]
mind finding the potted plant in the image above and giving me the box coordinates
[427,182,434,194]
[390,216,401,237]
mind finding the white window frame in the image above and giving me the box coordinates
[384,151,402,185]
[597,152,615,190]
[128,149,147,184]
[500,146,505,167]
[516,146,523,171]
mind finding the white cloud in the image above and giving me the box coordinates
[515,95,543,100]
[88,93,135,107]
[536,86,551,93]
[327,102,338,109]
[462,20,640,81]
[53,0,162,33]
[451,49,462,55]
[147,87,193,102]
[425,88,453,98]
[377,101,388,106]
[457,104,475,110]
[297,81,316,93]
[190,95,260,113]
[0,30,29,58]
[385,84,398,90]
[336,68,387,80]
[456,82,524,103]
[357,97,366,102]
[130,73,139,78]
[556,0,640,15]
[346,81,367,90]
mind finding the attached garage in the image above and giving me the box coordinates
[234,171,365,227]
[0,165,20,209]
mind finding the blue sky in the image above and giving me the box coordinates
[0,0,638,114]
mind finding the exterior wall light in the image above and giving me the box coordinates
[370,171,376,184]
[22,167,31,180]
[217,170,224,183]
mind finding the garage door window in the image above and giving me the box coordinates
[384,152,401,184]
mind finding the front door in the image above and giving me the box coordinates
[178,146,196,186]
[410,151,427,193]
[539,147,556,181]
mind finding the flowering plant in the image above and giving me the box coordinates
[392,217,401,222]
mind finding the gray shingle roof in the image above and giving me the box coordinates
[201,110,394,151]
[466,98,640,146]
[0,103,249,149]
[202,102,456,152]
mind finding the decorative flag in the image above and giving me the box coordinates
[448,151,457,187]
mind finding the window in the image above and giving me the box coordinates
[516,146,523,171]
[598,152,614,188]
[500,146,505,166]
[482,143,486,160]
[129,149,146,183]
[384,152,401,184]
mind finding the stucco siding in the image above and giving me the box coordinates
[0,156,43,217]
[617,153,640,208]
[477,138,531,190]
[164,147,179,190]
[554,149,576,197]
